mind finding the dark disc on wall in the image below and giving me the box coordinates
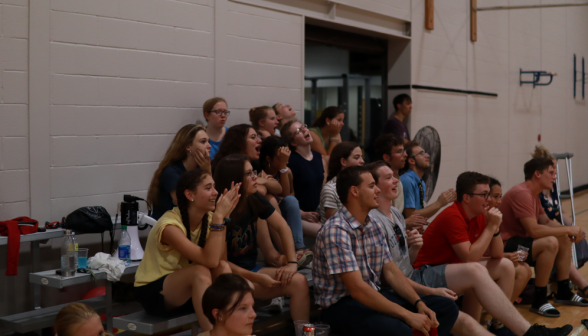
[413,126,441,203]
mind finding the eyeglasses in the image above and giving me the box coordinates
[210,110,231,116]
[393,224,406,252]
[393,149,406,155]
[294,124,308,135]
[249,133,261,140]
[245,170,258,179]
[468,192,490,200]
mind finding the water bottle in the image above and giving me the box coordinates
[71,232,79,270]
[118,225,131,266]
[60,230,76,277]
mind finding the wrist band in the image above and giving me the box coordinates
[287,261,297,264]
[279,167,289,174]
[493,229,501,237]
[414,299,423,307]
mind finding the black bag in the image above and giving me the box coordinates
[64,206,114,252]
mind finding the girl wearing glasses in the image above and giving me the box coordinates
[148,124,212,220]
[203,97,230,161]
[214,154,311,323]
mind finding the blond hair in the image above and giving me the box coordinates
[249,106,272,131]
[147,124,207,206]
[203,97,227,122]
[531,145,554,160]
[54,303,112,336]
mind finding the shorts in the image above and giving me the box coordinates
[410,264,448,288]
[504,236,535,266]
[134,274,194,317]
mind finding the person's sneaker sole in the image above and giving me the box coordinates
[297,251,314,269]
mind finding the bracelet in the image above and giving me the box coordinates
[493,229,501,237]
[287,261,297,264]
[414,299,423,308]
[209,224,226,231]
[279,167,289,174]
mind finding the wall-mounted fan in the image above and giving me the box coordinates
[413,126,441,203]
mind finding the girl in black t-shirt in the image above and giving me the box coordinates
[214,154,310,322]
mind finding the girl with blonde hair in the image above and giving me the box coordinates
[54,303,111,336]
[148,124,211,219]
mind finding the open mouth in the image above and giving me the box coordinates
[255,145,261,155]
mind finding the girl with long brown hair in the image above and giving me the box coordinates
[147,124,211,219]
[135,168,240,332]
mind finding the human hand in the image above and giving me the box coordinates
[437,189,457,207]
[405,214,428,232]
[432,288,458,301]
[301,211,320,223]
[486,207,503,229]
[192,149,211,173]
[275,263,297,287]
[418,303,439,329]
[406,229,423,249]
[214,182,241,218]
[505,252,525,262]
[255,273,282,289]
[405,311,433,336]
[568,226,583,242]
[277,146,291,169]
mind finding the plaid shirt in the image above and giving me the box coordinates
[312,206,393,308]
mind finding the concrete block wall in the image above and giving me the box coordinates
[408,0,588,203]
[0,0,29,220]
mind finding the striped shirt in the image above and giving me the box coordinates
[312,206,394,308]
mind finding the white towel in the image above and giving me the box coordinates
[88,252,125,282]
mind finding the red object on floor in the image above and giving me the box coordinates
[412,327,438,336]
[0,217,38,276]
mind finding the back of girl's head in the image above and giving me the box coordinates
[147,124,206,206]
[249,106,271,130]
[54,303,105,336]
[327,141,359,182]
[214,154,247,201]
[211,124,253,172]
[531,145,554,160]
[175,168,211,247]
[260,136,288,170]
[202,274,254,326]
[203,97,227,121]
[311,106,344,128]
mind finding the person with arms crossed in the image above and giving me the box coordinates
[313,165,459,336]
[401,141,457,219]
[368,162,572,336]
[500,157,588,317]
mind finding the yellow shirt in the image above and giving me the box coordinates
[134,207,212,287]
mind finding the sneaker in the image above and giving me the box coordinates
[268,296,284,313]
[488,324,517,336]
[523,323,573,336]
[297,251,314,269]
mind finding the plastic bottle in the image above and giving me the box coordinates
[60,230,76,277]
[71,232,79,270]
[118,225,131,266]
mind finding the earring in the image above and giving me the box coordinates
[327,122,330,126]
[191,199,194,202]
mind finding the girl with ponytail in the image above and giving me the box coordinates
[135,168,241,332]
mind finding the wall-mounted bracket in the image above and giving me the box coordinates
[519,69,556,87]
[574,54,586,99]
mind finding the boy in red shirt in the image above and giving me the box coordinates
[413,172,518,334]
[500,157,587,317]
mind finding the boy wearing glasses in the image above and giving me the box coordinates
[369,165,572,336]
[401,141,457,219]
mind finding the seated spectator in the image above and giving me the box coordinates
[260,136,320,250]
[374,134,428,231]
[250,106,280,140]
[411,172,522,333]
[281,120,325,213]
[308,106,345,156]
[487,177,533,305]
[367,161,572,336]
[135,169,239,331]
[401,141,457,219]
[214,154,310,320]
[200,274,256,336]
[532,145,588,296]
[500,157,587,317]
[318,141,364,223]
[54,303,112,336]
[211,124,280,197]
[148,125,212,219]
[383,94,412,143]
[203,97,229,161]
[273,103,297,136]
[313,165,459,336]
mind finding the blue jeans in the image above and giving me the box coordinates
[279,196,305,250]
[322,291,459,336]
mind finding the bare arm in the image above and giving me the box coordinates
[257,176,282,195]
[488,234,504,259]
[310,131,327,156]
[407,189,457,219]
[521,216,579,239]
[451,208,502,263]
[256,218,280,264]
[266,211,297,264]
[324,208,338,222]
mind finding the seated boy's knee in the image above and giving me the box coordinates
[291,273,309,292]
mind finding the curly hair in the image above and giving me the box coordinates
[211,124,253,173]
[531,145,554,160]
[175,169,211,248]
